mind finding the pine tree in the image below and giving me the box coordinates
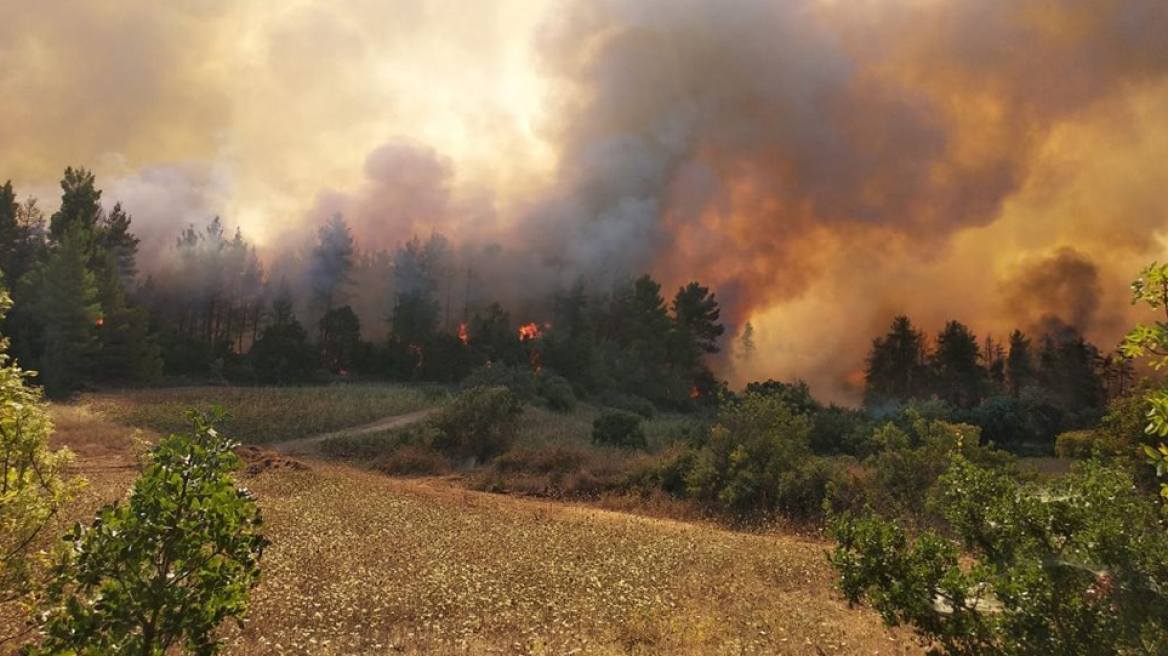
[864,316,928,409]
[37,226,101,397]
[309,213,355,318]
[932,320,985,408]
[93,262,162,384]
[1006,330,1036,397]
[671,282,725,356]
[96,201,140,289]
[739,321,757,362]
[48,167,102,243]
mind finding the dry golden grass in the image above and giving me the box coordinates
[86,385,440,445]
[11,402,923,656]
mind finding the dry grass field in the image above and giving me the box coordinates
[86,385,442,444]
[12,397,924,656]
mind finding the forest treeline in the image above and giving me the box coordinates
[0,168,724,408]
[0,168,1128,454]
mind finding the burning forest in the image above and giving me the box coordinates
[6,2,1168,654]
[1,0,1168,404]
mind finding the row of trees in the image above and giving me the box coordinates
[0,169,727,406]
[0,285,266,653]
[1,170,162,396]
[864,315,1120,451]
[830,264,1168,656]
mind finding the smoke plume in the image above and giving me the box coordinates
[4,0,1168,402]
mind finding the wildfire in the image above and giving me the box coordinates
[94,317,104,327]
[689,386,701,400]
[458,322,469,345]
[518,322,542,341]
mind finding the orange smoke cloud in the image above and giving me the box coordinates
[5,0,1168,404]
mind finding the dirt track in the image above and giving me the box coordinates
[272,407,436,455]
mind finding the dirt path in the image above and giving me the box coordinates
[273,407,436,455]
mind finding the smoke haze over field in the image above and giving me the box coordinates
[4,0,1168,402]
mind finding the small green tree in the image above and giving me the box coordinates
[27,409,267,656]
[1120,262,1168,498]
[685,392,813,513]
[0,288,80,638]
[429,387,521,462]
[829,457,1168,655]
[591,409,647,450]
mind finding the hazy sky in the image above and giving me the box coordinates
[3,0,1167,401]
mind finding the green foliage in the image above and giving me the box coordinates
[537,372,577,412]
[47,168,102,242]
[461,363,538,401]
[28,409,267,656]
[0,290,81,628]
[318,305,362,373]
[865,316,928,409]
[932,321,986,408]
[36,225,101,397]
[743,379,822,417]
[865,411,1012,519]
[685,392,814,514]
[1120,262,1168,497]
[429,386,522,462]
[591,409,647,450]
[249,298,318,385]
[829,457,1168,655]
[597,391,656,419]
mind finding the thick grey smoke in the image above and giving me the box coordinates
[7,0,1168,402]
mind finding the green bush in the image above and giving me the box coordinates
[430,386,522,462]
[864,410,1014,519]
[592,409,647,450]
[636,444,699,497]
[1053,429,1114,459]
[461,363,538,401]
[829,457,1168,655]
[537,372,577,412]
[29,409,267,656]
[319,424,433,460]
[684,392,814,514]
[598,392,656,419]
[0,289,80,625]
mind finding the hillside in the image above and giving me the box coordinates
[37,402,921,656]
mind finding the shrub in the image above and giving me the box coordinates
[684,392,813,514]
[471,444,638,499]
[461,363,538,401]
[742,379,822,416]
[597,392,656,419]
[0,290,81,629]
[864,411,1013,520]
[537,372,577,412]
[430,386,522,463]
[1054,429,1114,459]
[29,409,267,656]
[829,457,1168,655]
[592,409,647,450]
[374,445,450,476]
[648,445,700,496]
[319,424,434,460]
[810,405,873,456]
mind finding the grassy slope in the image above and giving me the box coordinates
[30,397,922,656]
[86,385,441,445]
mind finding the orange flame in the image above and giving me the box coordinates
[94,317,104,327]
[458,322,469,345]
[688,386,700,400]
[518,322,542,341]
